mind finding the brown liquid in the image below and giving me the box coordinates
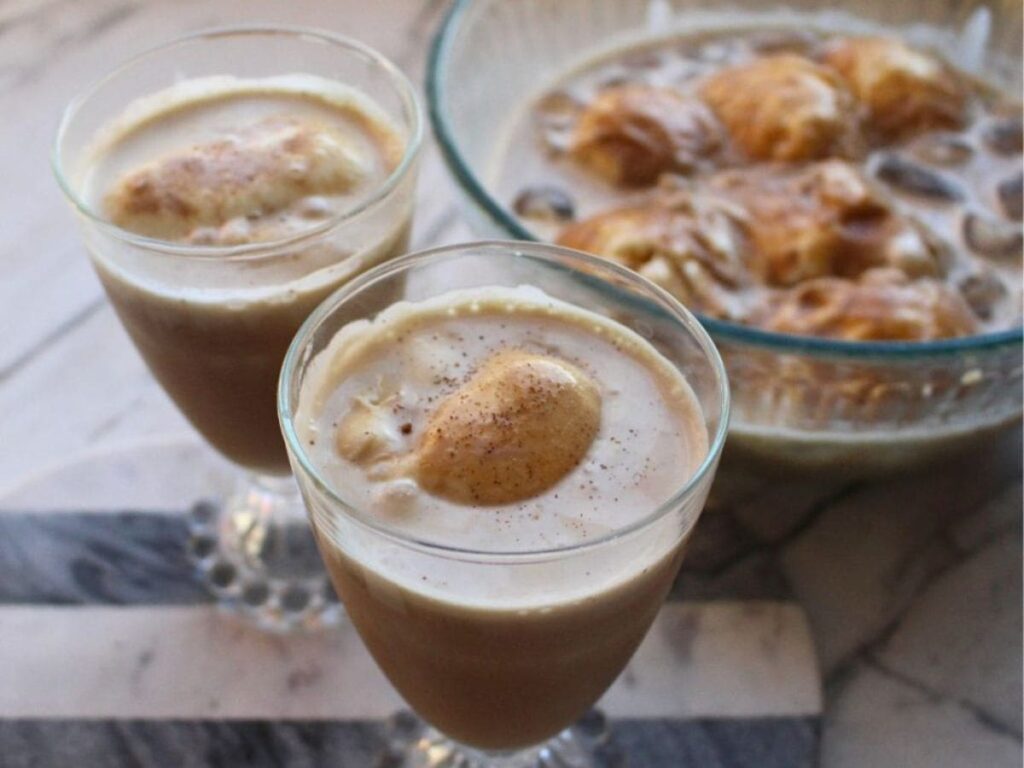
[81,77,411,473]
[319,534,686,750]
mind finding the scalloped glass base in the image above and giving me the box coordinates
[185,472,342,633]
[375,710,625,768]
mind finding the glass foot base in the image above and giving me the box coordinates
[376,710,625,768]
[185,474,342,633]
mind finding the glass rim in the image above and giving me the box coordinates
[52,24,425,261]
[425,0,1024,360]
[278,239,731,562]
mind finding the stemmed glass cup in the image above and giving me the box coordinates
[279,241,729,765]
[53,27,423,630]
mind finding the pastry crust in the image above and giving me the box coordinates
[711,160,944,286]
[699,54,859,161]
[822,36,967,139]
[568,85,720,186]
[556,193,747,318]
[105,115,370,241]
[758,268,979,341]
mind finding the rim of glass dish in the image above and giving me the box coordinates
[52,25,424,261]
[425,0,1023,360]
[278,240,731,562]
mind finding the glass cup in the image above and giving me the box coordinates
[53,27,424,631]
[279,241,729,765]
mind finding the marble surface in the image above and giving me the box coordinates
[0,440,821,719]
[0,0,1021,765]
[0,442,823,766]
[0,601,817,721]
[0,719,818,768]
[0,434,1019,766]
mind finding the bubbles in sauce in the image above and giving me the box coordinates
[513,186,576,223]
[873,154,964,202]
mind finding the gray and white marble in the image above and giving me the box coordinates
[0,511,204,604]
[0,602,819,721]
[0,439,822,766]
[0,503,801,606]
[0,718,819,768]
[0,433,1019,767]
[782,432,1023,768]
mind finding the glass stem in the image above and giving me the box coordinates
[379,710,619,767]
[223,472,321,578]
[185,468,341,632]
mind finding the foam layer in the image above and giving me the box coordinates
[296,284,708,554]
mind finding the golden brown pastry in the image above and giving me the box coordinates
[557,204,686,272]
[568,85,720,186]
[822,37,966,139]
[758,268,979,341]
[105,115,372,241]
[556,193,747,318]
[699,54,859,161]
[332,349,602,505]
[415,351,601,505]
[710,160,944,286]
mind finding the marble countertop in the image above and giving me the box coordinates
[0,0,1020,765]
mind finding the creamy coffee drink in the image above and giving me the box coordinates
[77,76,411,472]
[294,285,708,749]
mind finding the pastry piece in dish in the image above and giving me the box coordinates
[710,160,946,286]
[568,85,721,186]
[556,192,747,318]
[757,267,979,341]
[822,36,967,140]
[699,53,860,161]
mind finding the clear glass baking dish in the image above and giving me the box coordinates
[427,0,1023,472]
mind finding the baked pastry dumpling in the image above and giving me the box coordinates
[699,54,859,161]
[414,350,602,506]
[556,194,746,318]
[710,160,944,286]
[568,85,721,186]
[758,267,979,341]
[105,115,372,241]
[822,36,967,139]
